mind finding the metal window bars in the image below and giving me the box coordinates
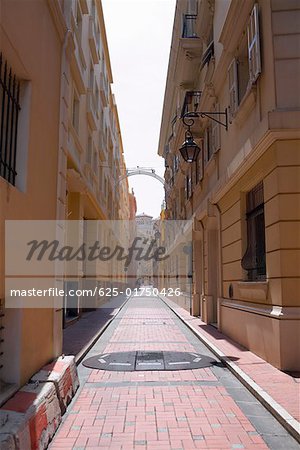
[0,53,21,186]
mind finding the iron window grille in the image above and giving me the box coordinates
[0,54,21,186]
[241,181,266,281]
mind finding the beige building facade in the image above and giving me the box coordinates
[0,0,129,403]
[57,0,129,324]
[0,0,63,400]
[158,0,300,370]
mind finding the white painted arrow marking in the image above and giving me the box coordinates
[168,361,190,365]
[109,362,132,366]
[137,362,162,366]
[98,354,109,364]
[193,357,202,363]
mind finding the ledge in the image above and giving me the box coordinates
[236,281,269,301]
[221,298,300,320]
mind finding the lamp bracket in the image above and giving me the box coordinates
[182,108,228,131]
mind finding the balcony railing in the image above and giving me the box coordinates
[182,14,198,38]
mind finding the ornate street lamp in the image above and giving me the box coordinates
[179,128,201,163]
[179,95,228,163]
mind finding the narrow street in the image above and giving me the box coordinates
[50,291,298,450]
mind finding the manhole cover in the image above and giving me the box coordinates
[83,351,217,371]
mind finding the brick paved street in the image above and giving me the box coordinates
[50,293,299,450]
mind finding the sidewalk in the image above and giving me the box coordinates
[63,294,129,362]
[50,294,299,449]
[162,296,300,440]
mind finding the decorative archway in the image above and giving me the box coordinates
[119,167,165,186]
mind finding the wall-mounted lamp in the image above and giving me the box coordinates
[179,128,200,163]
[179,106,228,163]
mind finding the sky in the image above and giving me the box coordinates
[102,0,176,219]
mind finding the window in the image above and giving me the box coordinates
[72,90,80,132]
[241,181,266,281]
[87,136,92,164]
[93,149,97,172]
[201,24,214,68]
[196,147,203,183]
[211,103,221,154]
[204,124,213,163]
[95,84,99,111]
[89,65,94,91]
[173,154,179,173]
[76,3,83,44]
[91,0,96,19]
[228,4,261,118]
[185,167,192,200]
[192,161,197,187]
[0,54,21,186]
[228,59,238,118]
[248,4,261,83]
[98,164,103,189]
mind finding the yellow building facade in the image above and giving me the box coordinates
[0,0,63,402]
[158,0,300,371]
[57,0,129,325]
[0,0,129,403]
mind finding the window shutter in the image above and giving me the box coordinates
[185,175,188,200]
[188,168,192,198]
[211,103,221,153]
[204,128,209,163]
[196,148,203,183]
[228,59,238,119]
[247,4,261,83]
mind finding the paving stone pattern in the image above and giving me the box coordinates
[50,295,299,450]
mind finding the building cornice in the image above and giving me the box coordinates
[221,298,300,320]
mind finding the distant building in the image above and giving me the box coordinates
[135,213,155,285]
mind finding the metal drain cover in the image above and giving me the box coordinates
[83,351,217,371]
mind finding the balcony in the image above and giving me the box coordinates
[182,14,198,38]
[174,15,201,87]
[100,77,108,107]
[87,89,98,131]
[69,33,86,94]
[88,17,100,64]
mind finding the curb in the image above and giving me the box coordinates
[0,357,79,450]
[161,296,300,444]
[0,296,130,450]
